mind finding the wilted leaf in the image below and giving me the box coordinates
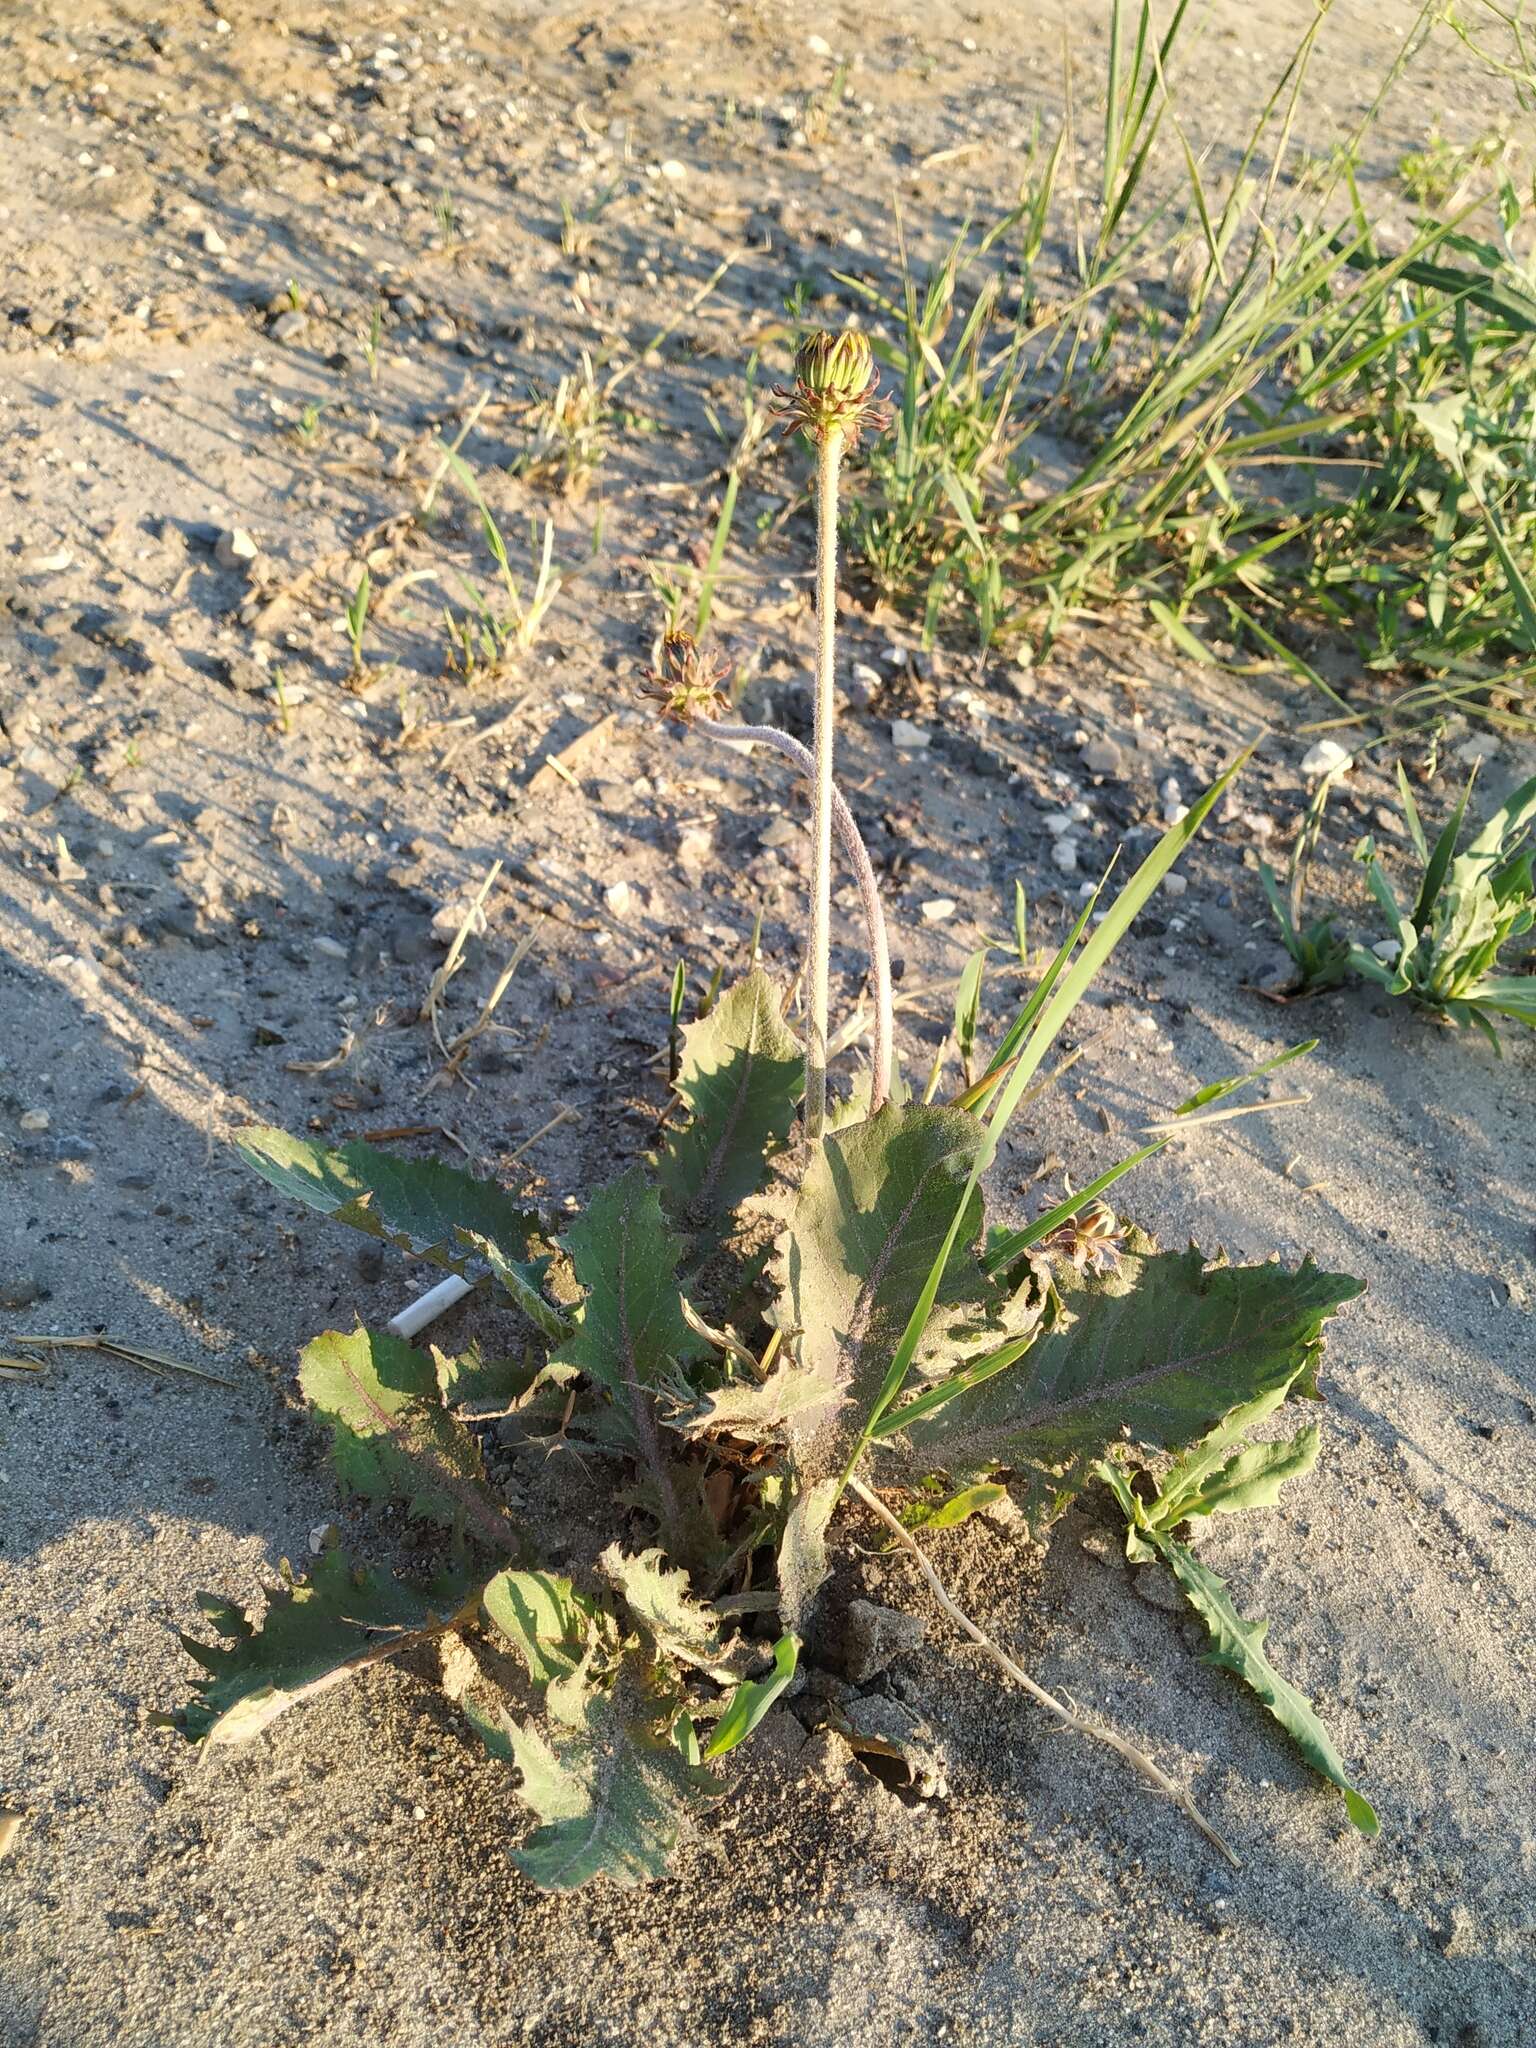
[299,1326,516,1552]
[236,1127,541,1280]
[775,1475,840,1637]
[666,1357,845,1444]
[177,1550,473,1747]
[507,1668,719,1890]
[657,970,802,1233]
[597,1545,747,1680]
[904,1249,1362,1522]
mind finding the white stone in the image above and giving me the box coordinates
[1162,872,1188,898]
[604,880,634,917]
[1053,838,1079,874]
[1301,738,1351,778]
[216,527,258,568]
[201,225,228,255]
[890,718,929,750]
[920,898,957,922]
[658,159,688,182]
[1371,938,1401,964]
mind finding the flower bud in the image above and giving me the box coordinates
[775,326,891,449]
[794,330,875,404]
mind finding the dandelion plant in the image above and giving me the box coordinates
[167,328,1373,1890]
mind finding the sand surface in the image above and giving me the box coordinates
[2,4,1533,2044]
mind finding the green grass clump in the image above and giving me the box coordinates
[829,0,1536,734]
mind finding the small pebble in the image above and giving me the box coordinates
[604,880,635,917]
[890,718,930,750]
[19,1109,50,1133]
[270,308,308,344]
[201,226,228,255]
[1301,738,1351,778]
[215,527,258,569]
[920,898,957,922]
[1081,738,1122,777]
[1053,838,1079,874]
[1162,872,1188,898]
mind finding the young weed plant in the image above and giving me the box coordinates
[171,335,1374,1887]
[1351,763,1536,1040]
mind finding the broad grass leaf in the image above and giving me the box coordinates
[176,1550,474,1747]
[905,1248,1362,1521]
[656,969,803,1233]
[704,1636,799,1759]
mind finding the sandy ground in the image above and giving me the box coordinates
[2,3,1534,2044]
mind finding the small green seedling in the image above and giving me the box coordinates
[438,447,563,673]
[344,568,371,683]
[1258,772,1351,995]
[1351,764,1536,1042]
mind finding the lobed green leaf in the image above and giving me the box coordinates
[902,1248,1361,1524]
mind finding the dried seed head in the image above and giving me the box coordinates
[775,326,892,448]
[638,631,733,723]
[1036,1199,1127,1277]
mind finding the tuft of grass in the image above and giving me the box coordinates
[827,0,1536,733]
[437,445,563,678]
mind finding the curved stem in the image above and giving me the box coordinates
[694,714,891,1113]
[806,427,846,1144]
[848,1477,1241,1868]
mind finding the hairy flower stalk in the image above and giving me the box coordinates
[693,712,892,1114]
[639,629,893,1109]
[804,424,843,1139]
[776,330,893,1142]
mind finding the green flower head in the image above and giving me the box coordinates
[776,326,891,448]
